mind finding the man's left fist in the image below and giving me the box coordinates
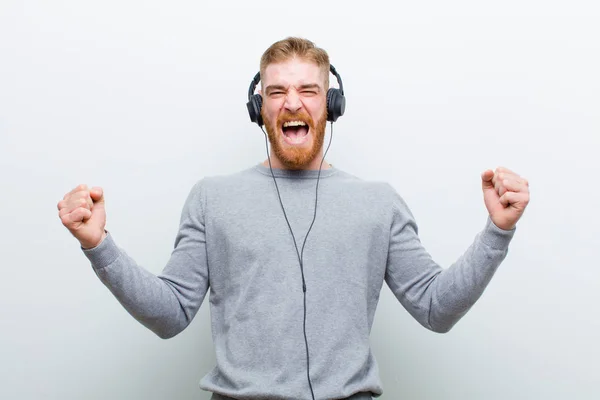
[481,166,530,231]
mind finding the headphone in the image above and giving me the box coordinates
[246,64,346,127]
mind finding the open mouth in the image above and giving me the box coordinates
[281,120,310,145]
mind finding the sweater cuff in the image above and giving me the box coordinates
[81,231,121,271]
[479,216,516,250]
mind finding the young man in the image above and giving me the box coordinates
[57,37,530,400]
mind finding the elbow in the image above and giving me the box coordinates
[427,309,463,333]
[140,317,188,340]
[426,297,470,333]
[428,322,454,334]
[155,329,179,340]
[153,318,191,339]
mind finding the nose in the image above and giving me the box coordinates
[284,89,302,113]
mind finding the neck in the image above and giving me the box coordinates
[262,153,331,171]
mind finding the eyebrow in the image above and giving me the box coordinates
[265,83,321,95]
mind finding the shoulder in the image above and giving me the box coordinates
[333,169,409,203]
[328,169,416,222]
[182,165,272,211]
[189,165,260,190]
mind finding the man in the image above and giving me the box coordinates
[57,37,530,400]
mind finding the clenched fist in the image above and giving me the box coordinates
[58,184,107,249]
[481,166,530,231]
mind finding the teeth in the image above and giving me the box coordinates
[283,120,307,127]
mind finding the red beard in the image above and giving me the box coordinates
[262,108,328,170]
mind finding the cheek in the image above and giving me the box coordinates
[264,100,283,120]
[305,99,326,119]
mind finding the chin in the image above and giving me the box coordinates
[263,110,327,169]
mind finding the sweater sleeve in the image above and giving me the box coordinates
[81,180,210,339]
[383,185,515,333]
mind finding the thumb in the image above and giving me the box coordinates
[87,187,106,230]
[90,187,104,204]
[481,169,494,190]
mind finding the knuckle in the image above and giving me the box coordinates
[60,214,70,225]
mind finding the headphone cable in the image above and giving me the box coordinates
[260,122,334,400]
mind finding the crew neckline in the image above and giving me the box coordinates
[253,163,339,179]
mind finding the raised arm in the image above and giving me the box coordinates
[384,167,529,333]
[58,181,209,339]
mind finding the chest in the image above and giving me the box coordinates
[203,181,391,296]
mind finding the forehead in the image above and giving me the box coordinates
[262,58,325,88]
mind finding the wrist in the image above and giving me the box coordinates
[488,216,516,232]
[81,230,107,250]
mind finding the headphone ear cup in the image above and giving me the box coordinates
[326,88,346,122]
[326,89,333,121]
[255,94,263,126]
[246,94,263,126]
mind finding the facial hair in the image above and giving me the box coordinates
[262,108,328,170]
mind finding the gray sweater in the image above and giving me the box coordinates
[82,163,515,400]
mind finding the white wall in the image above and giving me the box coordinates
[1,1,598,399]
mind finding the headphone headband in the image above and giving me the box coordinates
[329,64,344,95]
[248,71,261,101]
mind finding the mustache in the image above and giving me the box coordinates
[276,111,315,128]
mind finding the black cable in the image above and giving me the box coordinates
[261,122,334,400]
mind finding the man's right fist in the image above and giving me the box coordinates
[58,184,107,249]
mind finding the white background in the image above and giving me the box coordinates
[1,1,598,399]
